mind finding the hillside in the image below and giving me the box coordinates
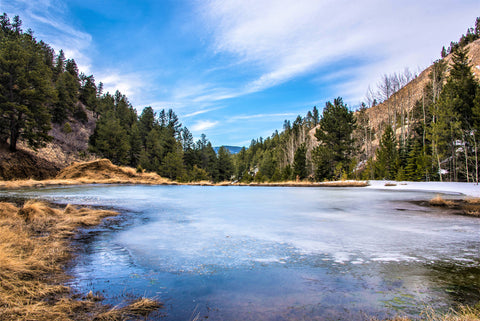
[0,105,96,180]
[364,38,480,145]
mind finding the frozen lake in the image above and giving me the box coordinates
[2,185,480,320]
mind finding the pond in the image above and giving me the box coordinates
[2,185,480,320]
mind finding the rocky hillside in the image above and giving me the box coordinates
[0,104,96,180]
[364,38,480,145]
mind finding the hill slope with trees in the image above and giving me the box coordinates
[234,17,480,183]
[1,13,480,183]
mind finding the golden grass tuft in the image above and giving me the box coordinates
[463,204,480,216]
[429,195,457,207]
[123,297,163,316]
[0,201,161,320]
[463,198,480,216]
[56,159,169,185]
[245,180,369,187]
[0,159,171,189]
[428,195,480,217]
[93,298,163,321]
[384,182,397,187]
[420,305,480,321]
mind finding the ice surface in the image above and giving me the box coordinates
[2,184,480,320]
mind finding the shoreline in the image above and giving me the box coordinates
[0,200,162,320]
[0,182,479,320]
[1,178,479,196]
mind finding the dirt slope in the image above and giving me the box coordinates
[0,144,60,180]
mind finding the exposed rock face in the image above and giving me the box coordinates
[0,105,96,181]
[360,38,480,153]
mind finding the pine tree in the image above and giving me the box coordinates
[128,123,142,167]
[293,144,307,180]
[442,47,477,128]
[217,146,234,181]
[89,112,130,164]
[312,97,356,180]
[375,125,398,180]
[0,23,55,151]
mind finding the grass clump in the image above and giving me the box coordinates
[428,195,480,217]
[0,200,162,320]
[429,195,457,207]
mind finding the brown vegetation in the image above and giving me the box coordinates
[0,201,161,320]
[429,195,480,217]
[245,180,369,187]
[56,159,169,183]
[0,159,171,189]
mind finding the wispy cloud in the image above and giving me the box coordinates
[4,0,94,73]
[183,107,222,118]
[200,0,480,102]
[230,113,296,121]
[191,120,219,132]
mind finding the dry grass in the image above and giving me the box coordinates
[369,305,480,321]
[418,305,480,321]
[244,180,369,187]
[0,201,161,320]
[463,198,480,216]
[428,195,480,217]
[0,159,171,189]
[384,182,398,187]
[93,298,163,321]
[429,195,457,207]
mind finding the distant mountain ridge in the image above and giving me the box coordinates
[214,146,243,154]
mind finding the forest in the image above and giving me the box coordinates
[1,13,480,183]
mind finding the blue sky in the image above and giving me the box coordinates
[2,0,479,147]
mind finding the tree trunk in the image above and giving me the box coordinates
[9,114,20,152]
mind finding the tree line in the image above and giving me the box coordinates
[2,13,480,183]
[233,17,480,183]
[0,14,233,182]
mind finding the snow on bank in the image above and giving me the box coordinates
[365,180,480,198]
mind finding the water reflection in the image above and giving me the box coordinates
[1,185,479,320]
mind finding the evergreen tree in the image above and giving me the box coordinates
[293,144,307,180]
[128,123,142,167]
[312,97,356,180]
[161,147,185,180]
[217,146,234,181]
[89,111,129,164]
[0,20,55,151]
[442,47,477,128]
[79,74,97,111]
[53,49,65,81]
[138,106,156,147]
[375,125,398,180]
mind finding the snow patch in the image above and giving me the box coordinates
[366,181,480,197]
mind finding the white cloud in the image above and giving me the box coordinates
[183,107,222,118]
[191,120,219,132]
[200,0,480,102]
[4,0,94,73]
[230,113,296,121]
[97,71,146,101]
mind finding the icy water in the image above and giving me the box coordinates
[2,185,480,320]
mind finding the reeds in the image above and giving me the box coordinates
[429,195,457,207]
[429,195,480,217]
[0,201,161,320]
